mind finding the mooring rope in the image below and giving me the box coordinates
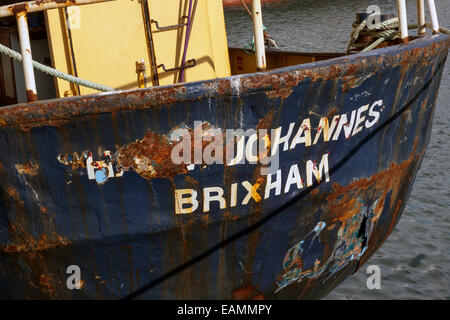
[347,17,400,53]
[347,17,450,54]
[244,24,280,54]
[0,42,116,92]
[238,0,279,54]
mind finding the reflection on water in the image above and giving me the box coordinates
[224,0,450,299]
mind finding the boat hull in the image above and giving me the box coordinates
[0,34,448,299]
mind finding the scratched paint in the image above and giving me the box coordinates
[276,199,376,293]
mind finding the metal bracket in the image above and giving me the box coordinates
[157,59,196,73]
[151,16,188,31]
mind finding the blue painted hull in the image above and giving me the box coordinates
[0,34,448,299]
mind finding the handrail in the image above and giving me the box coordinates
[0,0,114,18]
[0,0,115,102]
[157,59,196,73]
[251,0,266,72]
[397,0,440,43]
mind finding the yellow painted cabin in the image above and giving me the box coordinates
[45,0,231,96]
[0,0,231,103]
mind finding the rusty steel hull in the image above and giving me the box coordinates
[0,34,449,299]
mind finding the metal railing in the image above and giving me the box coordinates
[397,0,440,42]
[0,0,114,102]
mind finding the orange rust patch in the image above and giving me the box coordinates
[327,107,339,119]
[10,3,28,15]
[3,185,70,256]
[26,90,38,102]
[117,122,227,180]
[4,233,69,256]
[15,161,39,176]
[242,73,299,100]
[232,285,265,300]
[0,36,448,131]
[39,274,54,294]
[39,206,48,215]
[117,130,188,180]
[8,224,17,235]
[326,153,415,224]
[341,70,376,93]
[256,109,275,130]
[6,186,24,206]
[267,86,293,100]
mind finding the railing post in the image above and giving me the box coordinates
[417,0,426,35]
[16,11,37,102]
[427,0,440,34]
[252,0,266,72]
[397,0,409,43]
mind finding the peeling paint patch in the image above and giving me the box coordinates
[275,145,418,294]
[15,162,39,176]
[276,221,328,292]
[57,150,122,185]
[57,121,225,184]
[276,199,378,292]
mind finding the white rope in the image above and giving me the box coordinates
[348,16,450,54]
[0,42,116,92]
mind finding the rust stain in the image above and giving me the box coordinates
[4,232,69,256]
[26,90,38,102]
[39,274,54,294]
[241,73,297,99]
[54,120,260,182]
[256,109,275,131]
[0,35,446,130]
[232,285,265,300]
[6,186,24,206]
[117,130,188,180]
[3,186,69,257]
[10,4,28,15]
[230,110,277,297]
[15,161,39,176]
[2,183,70,298]
[326,107,339,119]
[39,205,48,215]
[276,141,419,294]
[35,0,77,5]
[326,146,416,224]
[341,70,376,92]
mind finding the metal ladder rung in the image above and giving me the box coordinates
[157,59,196,73]
[151,17,188,31]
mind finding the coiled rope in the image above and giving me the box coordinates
[0,42,116,92]
[347,17,450,54]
